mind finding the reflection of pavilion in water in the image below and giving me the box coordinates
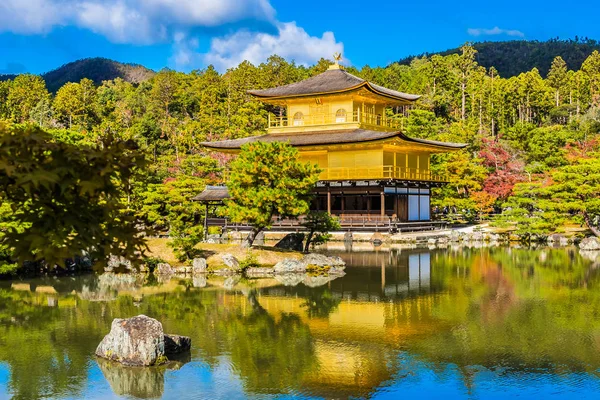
[331,249,433,301]
[264,248,436,302]
[255,248,449,398]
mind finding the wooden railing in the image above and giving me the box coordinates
[205,217,447,232]
[268,111,403,130]
[322,166,446,182]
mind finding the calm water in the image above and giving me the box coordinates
[1,245,600,399]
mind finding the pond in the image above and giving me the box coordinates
[1,245,600,399]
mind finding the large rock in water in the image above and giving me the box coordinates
[274,258,306,273]
[275,233,305,251]
[192,258,207,274]
[301,253,345,268]
[164,335,191,354]
[106,255,132,273]
[273,253,345,274]
[155,263,173,275]
[96,315,191,366]
[580,237,600,251]
[221,254,241,271]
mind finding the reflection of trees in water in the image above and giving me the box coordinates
[0,289,106,399]
[300,287,341,318]
[402,246,600,382]
[218,290,318,393]
[4,246,600,397]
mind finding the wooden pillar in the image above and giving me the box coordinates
[367,195,371,220]
[327,189,331,215]
[380,191,385,217]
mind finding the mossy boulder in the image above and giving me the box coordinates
[95,315,191,367]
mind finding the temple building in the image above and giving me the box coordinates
[201,57,466,225]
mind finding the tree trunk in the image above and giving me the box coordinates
[583,211,600,237]
[304,230,315,253]
[461,75,466,121]
[478,96,483,134]
[242,226,263,248]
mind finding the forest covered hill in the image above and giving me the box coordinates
[1,39,599,90]
[396,38,600,78]
[0,58,155,92]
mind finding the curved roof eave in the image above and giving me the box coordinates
[200,130,467,152]
[248,82,420,103]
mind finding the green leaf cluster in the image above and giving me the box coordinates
[0,122,148,269]
[226,141,320,245]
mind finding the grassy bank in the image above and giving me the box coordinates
[145,238,302,268]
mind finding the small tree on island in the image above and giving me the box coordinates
[302,212,341,252]
[226,141,321,247]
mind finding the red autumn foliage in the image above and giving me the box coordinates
[565,138,600,161]
[478,138,526,200]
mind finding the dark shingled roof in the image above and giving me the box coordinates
[192,186,229,202]
[200,129,467,151]
[247,68,421,102]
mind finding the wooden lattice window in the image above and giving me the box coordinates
[335,108,347,123]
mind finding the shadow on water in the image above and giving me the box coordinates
[2,245,600,398]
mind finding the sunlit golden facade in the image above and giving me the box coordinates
[203,59,466,222]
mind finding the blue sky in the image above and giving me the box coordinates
[0,0,599,75]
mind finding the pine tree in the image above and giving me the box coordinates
[582,50,600,106]
[226,142,320,247]
[547,56,568,106]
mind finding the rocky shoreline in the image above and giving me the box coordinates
[4,228,600,280]
[216,228,592,246]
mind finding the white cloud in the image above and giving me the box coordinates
[202,22,344,72]
[170,33,200,69]
[0,0,65,34]
[467,26,525,38]
[0,0,275,43]
[0,0,344,72]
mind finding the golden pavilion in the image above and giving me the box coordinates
[202,57,466,225]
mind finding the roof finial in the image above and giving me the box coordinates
[334,52,342,64]
[329,52,343,70]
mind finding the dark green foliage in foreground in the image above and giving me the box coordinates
[0,122,148,269]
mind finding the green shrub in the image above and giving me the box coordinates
[239,252,261,270]
[142,256,165,273]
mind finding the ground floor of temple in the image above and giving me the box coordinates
[196,180,446,233]
[311,180,435,222]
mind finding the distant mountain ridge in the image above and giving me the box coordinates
[0,58,155,92]
[2,39,599,90]
[395,38,600,78]
[42,58,156,92]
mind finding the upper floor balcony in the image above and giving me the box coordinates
[268,110,403,133]
[319,166,447,182]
